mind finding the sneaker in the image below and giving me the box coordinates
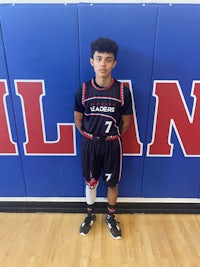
[105,214,122,239]
[80,213,96,235]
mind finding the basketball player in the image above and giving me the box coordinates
[74,37,133,239]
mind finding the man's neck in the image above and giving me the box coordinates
[95,76,112,88]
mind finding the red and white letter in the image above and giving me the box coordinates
[147,81,200,157]
[15,80,76,155]
[120,80,143,155]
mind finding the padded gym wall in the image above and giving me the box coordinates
[0,3,199,199]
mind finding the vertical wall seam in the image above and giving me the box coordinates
[0,6,28,196]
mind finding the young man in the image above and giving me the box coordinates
[74,37,133,239]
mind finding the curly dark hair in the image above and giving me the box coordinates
[91,37,118,60]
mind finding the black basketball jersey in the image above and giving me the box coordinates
[74,78,133,136]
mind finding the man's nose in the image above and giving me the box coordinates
[100,59,106,66]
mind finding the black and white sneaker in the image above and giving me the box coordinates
[105,214,122,239]
[80,213,96,235]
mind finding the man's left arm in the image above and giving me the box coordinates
[121,114,131,136]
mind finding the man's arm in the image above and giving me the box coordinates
[74,111,84,134]
[121,114,131,136]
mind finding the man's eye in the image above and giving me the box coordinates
[106,58,113,63]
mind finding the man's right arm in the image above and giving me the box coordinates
[74,111,83,134]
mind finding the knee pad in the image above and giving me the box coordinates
[86,178,99,189]
[85,180,99,205]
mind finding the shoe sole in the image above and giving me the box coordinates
[80,232,88,236]
[110,234,122,240]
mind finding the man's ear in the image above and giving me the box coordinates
[113,60,117,69]
[90,58,94,67]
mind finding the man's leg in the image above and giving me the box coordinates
[107,185,118,214]
[108,185,118,204]
[106,185,122,239]
[80,179,99,235]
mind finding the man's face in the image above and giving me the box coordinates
[90,52,117,79]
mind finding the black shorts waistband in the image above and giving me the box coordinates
[82,132,120,141]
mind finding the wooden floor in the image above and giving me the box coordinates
[0,213,199,267]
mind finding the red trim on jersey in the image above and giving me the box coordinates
[105,135,120,141]
[91,78,115,91]
[82,131,120,141]
[83,96,121,103]
[117,137,123,182]
[120,82,124,107]
[82,83,86,106]
[82,132,93,140]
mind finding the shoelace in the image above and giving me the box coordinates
[84,214,95,223]
[107,215,120,227]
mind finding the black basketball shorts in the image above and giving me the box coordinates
[81,135,123,187]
